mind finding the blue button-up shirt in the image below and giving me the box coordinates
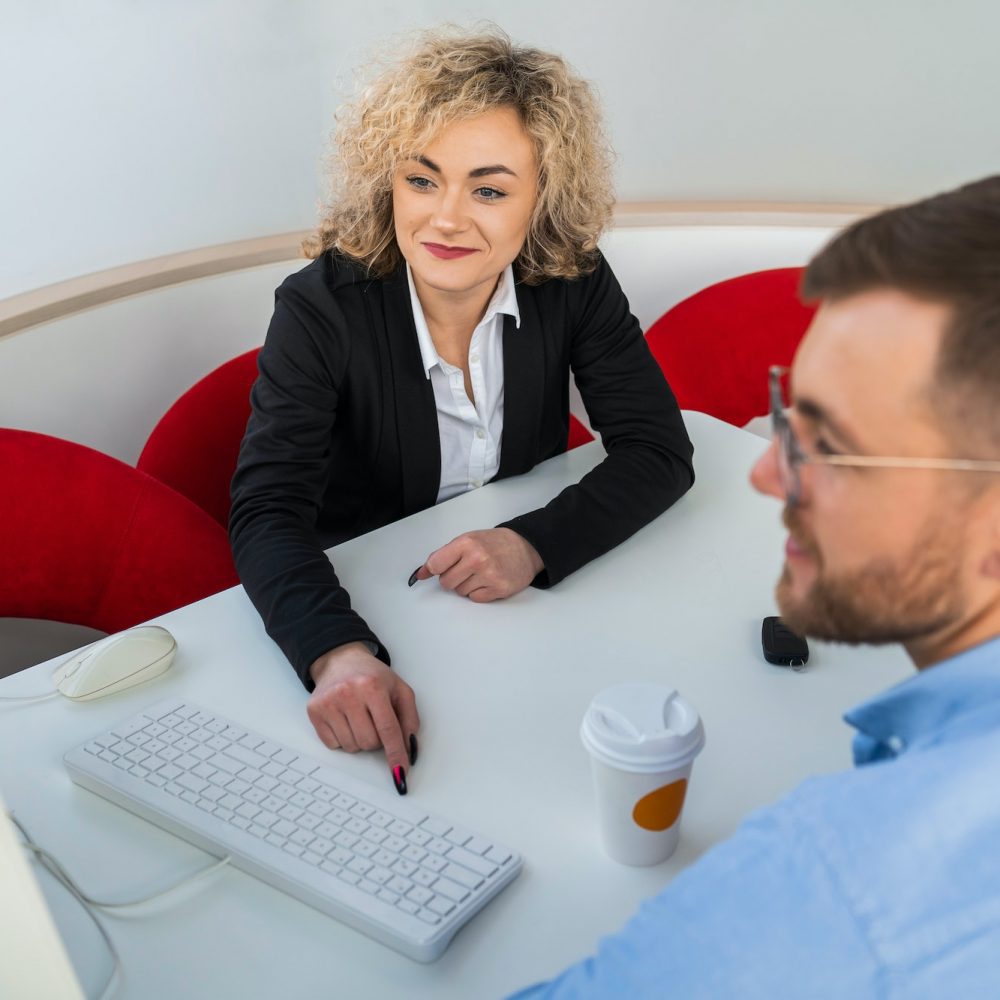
[510,638,1000,998]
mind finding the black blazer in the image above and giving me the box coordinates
[230,251,694,688]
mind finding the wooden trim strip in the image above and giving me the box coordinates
[0,202,882,340]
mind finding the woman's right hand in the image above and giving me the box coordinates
[307,642,420,793]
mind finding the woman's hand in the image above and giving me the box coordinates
[307,642,420,792]
[411,527,543,601]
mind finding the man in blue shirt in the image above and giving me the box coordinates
[511,176,1000,998]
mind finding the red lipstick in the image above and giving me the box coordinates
[422,242,478,260]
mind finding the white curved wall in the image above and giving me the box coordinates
[3,1,999,299]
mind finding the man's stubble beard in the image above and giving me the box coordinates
[776,511,965,646]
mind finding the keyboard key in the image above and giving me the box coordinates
[255,775,279,793]
[407,829,432,847]
[446,846,497,878]
[320,859,340,876]
[443,863,483,890]
[486,846,513,866]
[302,851,322,867]
[397,898,420,915]
[232,816,251,830]
[420,818,451,837]
[423,855,448,873]
[289,758,317,777]
[239,733,264,750]
[334,794,357,810]
[355,841,377,859]
[226,744,270,770]
[291,829,315,848]
[262,760,284,778]
[329,847,353,866]
[378,888,400,905]
[244,787,267,805]
[432,877,470,903]
[180,790,199,804]
[298,812,321,831]
[227,778,251,796]
[314,785,336,803]
[266,833,285,848]
[465,837,493,856]
[350,803,374,819]
[159,763,182,781]
[215,806,235,821]
[417,908,441,925]
[348,858,373,876]
[178,774,209,795]
[362,863,389,886]
[427,838,451,855]
[272,749,295,766]
[402,845,427,864]
[283,841,304,857]
[383,835,407,853]
[310,837,334,856]
[369,811,392,828]
[271,819,296,838]
[219,793,242,811]
[364,827,389,845]
[406,886,433,906]
[412,869,437,888]
[337,870,361,887]
[388,820,411,837]
[387,876,412,895]
[206,719,228,734]
[208,753,243,776]
[357,879,380,896]
[445,827,471,847]
[392,858,418,878]
[427,896,455,916]
[372,849,396,868]
[279,804,303,822]
[297,777,320,795]
[256,740,282,759]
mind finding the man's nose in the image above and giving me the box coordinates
[750,437,786,501]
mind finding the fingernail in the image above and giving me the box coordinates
[407,567,421,587]
[409,734,418,766]
[392,765,407,795]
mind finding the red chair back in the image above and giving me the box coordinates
[0,430,237,634]
[645,268,818,427]
[137,349,261,527]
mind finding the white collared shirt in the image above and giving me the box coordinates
[406,263,519,504]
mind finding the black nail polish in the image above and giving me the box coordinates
[409,734,418,766]
[407,567,421,587]
[393,765,407,795]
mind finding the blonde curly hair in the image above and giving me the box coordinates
[303,26,615,284]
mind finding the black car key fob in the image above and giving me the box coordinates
[762,616,809,669]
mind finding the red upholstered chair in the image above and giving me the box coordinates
[567,414,594,450]
[644,267,818,427]
[0,429,238,635]
[137,348,261,528]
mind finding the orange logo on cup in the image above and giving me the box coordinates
[631,778,688,832]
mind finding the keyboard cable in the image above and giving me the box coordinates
[9,811,230,1000]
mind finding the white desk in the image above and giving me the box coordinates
[0,412,910,998]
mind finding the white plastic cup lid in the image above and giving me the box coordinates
[581,682,705,773]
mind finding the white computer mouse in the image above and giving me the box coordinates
[52,625,177,701]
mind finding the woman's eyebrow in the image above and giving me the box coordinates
[414,155,517,179]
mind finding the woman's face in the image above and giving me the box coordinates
[392,106,539,304]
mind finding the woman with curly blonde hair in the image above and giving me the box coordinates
[230,27,693,793]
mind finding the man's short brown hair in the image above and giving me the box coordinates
[803,176,1000,449]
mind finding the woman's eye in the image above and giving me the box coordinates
[475,187,506,201]
[406,175,434,190]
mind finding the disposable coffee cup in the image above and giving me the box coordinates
[580,683,705,866]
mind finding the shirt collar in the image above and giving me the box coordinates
[845,635,1000,765]
[406,263,520,379]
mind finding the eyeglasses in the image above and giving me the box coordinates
[769,365,1000,506]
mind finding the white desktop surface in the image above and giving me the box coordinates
[0,411,911,999]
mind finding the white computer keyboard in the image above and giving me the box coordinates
[64,699,522,961]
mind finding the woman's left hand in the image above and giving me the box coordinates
[412,527,543,601]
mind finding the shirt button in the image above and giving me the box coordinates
[472,479,483,488]
[475,429,485,440]
[470,353,480,364]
